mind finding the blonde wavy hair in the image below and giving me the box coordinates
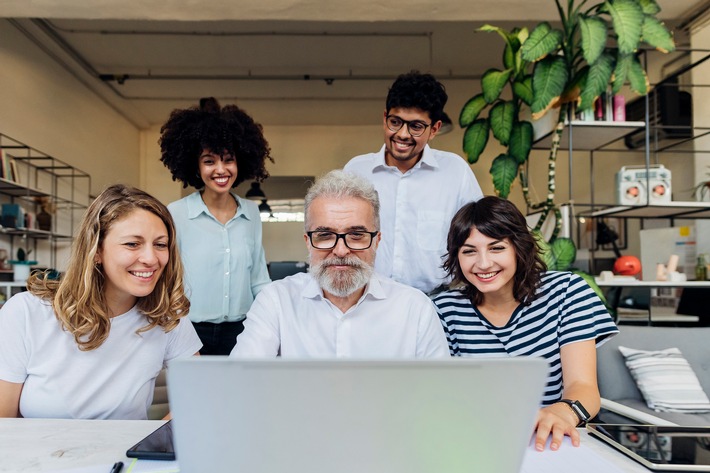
[27,184,190,351]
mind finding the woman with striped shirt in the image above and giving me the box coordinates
[433,196,617,452]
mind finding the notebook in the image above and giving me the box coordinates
[167,357,548,473]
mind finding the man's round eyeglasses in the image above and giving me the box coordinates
[307,231,379,250]
[385,115,431,137]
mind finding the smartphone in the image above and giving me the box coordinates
[126,420,175,460]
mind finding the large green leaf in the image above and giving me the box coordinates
[521,22,563,62]
[513,75,534,105]
[459,94,488,128]
[612,53,633,94]
[534,231,554,268]
[579,16,608,65]
[638,0,660,15]
[490,154,519,198]
[628,54,649,94]
[509,121,533,164]
[579,52,615,112]
[606,0,644,55]
[548,237,577,271]
[490,101,516,145]
[562,67,588,107]
[571,269,607,304]
[641,15,675,53]
[504,42,516,70]
[482,68,513,104]
[463,119,490,164]
[531,56,568,116]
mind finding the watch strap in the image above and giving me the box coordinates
[557,399,590,426]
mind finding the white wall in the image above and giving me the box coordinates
[0,20,141,271]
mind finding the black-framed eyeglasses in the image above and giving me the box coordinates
[385,115,431,137]
[307,231,379,250]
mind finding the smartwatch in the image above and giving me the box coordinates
[558,399,591,426]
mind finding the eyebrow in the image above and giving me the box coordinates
[462,239,505,248]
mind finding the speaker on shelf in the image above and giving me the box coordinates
[615,165,672,205]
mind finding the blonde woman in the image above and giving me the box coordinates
[0,184,201,419]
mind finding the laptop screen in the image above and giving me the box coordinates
[167,358,547,473]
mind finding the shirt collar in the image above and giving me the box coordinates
[372,144,438,171]
[185,191,250,221]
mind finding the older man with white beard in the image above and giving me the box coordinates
[230,170,449,358]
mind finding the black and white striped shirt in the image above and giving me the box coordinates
[433,271,618,405]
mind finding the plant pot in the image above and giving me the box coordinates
[37,210,52,231]
[8,260,38,282]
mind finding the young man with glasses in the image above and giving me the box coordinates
[344,71,483,295]
[230,170,449,358]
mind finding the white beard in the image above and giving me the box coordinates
[309,255,374,298]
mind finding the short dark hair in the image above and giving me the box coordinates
[385,71,448,123]
[442,196,547,306]
[159,97,273,189]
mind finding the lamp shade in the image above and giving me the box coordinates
[438,112,454,135]
[258,199,272,214]
[245,182,266,201]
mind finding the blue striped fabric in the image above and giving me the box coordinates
[433,271,618,406]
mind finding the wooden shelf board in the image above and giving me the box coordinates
[580,202,710,218]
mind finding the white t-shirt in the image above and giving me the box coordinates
[0,292,202,419]
[344,144,483,293]
[230,272,450,358]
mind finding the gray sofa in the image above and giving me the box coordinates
[597,325,710,426]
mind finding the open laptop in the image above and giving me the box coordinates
[167,358,548,473]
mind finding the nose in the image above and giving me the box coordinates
[138,246,160,266]
[395,125,412,139]
[215,160,226,173]
[331,236,351,257]
[476,251,492,270]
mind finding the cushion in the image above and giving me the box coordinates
[619,346,710,413]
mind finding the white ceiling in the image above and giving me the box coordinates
[4,0,708,128]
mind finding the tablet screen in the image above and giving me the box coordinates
[587,424,710,471]
[126,420,175,460]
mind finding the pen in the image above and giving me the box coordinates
[109,461,123,473]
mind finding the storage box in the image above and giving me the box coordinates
[1,203,24,229]
[616,165,672,205]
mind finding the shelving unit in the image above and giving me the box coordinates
[529,49,710,325]
[0,133,91,294]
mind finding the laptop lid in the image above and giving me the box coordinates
[167,358,547,473]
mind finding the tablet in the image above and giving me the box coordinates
[587,423,710,472]
[126,420,175,460]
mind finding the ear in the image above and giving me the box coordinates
[382,109,389,123]
[428,120,442,141]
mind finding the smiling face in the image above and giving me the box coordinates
[97,208,170,316]
[457,226,517,302]
[305,196,380,299]
[198,150,238,196]
[383,107,440,172]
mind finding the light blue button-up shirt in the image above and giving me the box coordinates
[168,192,271,324]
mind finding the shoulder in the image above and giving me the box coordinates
[344,151,380,172]
[432,289,471,311]
[167,193,195,215]
[0,292,54,325]
[236,196,260,218]
[428,148,471,169]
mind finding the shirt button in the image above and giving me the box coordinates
[223,316,228,320]
[225,272,229,275]
[225,295,228,298]
[226,249,231,253]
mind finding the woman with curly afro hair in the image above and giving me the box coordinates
[160,97,274,355]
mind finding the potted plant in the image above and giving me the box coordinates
[8,247,38,282]
[460,0,675,291]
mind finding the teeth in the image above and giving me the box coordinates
[215,177,229,183]
[132,271,154,278]
[477,272,497,279]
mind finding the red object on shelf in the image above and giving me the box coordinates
[613,255,642,276]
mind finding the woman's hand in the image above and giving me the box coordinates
[533,402,580,451]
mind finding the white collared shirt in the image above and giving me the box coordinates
[231,272,450,358]
[344,145,483,293]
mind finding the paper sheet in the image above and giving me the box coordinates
[521,436,628,473]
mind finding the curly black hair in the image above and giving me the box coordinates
[385,71,448,123]
[159,97,273,189]
[442,196,547,307]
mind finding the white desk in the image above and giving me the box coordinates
[0,418,648,472]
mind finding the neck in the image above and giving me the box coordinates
[323,285,366,313]
[385,153,421,174]
[105,293,137,318]
[200,189,235,209]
